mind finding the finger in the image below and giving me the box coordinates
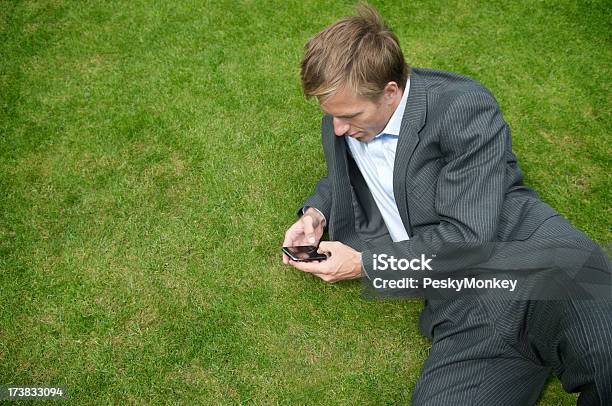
[317,241,333,250]
[311,272,336,283]
[283,230,297,248]
[317,241,335,256]
[302,216,317,245]
[284,219,306,245]
[319,274,336,283]
[290,260,330,274]
[290,260,318,272]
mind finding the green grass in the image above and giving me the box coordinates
[1,0,610,404]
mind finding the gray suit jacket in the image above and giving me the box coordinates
[302,68,560,277]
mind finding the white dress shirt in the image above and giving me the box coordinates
[346,78,411,242]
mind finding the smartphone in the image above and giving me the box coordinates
[282,245,328,262]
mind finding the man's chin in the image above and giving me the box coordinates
[355,134,375,142]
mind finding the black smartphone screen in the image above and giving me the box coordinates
[282,246,328,262]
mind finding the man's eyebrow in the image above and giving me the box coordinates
[334,111,362,119]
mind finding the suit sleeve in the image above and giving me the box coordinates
[298,176,332,222]
[361,90,508,276]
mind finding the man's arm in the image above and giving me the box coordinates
[361,90,508,276]
[299,176,332,222]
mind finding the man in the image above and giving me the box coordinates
[282,4,611,406]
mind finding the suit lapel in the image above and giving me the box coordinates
[326,121,366,250]
[393,72,427,236]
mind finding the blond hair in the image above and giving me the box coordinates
[300,3,409,102]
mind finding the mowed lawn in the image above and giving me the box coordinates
[1,0,610,404]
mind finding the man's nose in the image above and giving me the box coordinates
[333,117,349,136]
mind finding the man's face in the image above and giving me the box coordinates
[319,83,402,143]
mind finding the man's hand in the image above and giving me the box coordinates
[282,208,326,264]
[290,241,362,283]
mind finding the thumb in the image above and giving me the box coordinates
[317,241,334,253]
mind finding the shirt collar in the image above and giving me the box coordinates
[375,77,411,138]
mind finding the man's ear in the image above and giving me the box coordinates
[383,81,400,103]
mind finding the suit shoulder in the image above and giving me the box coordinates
[412,67,493,100]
